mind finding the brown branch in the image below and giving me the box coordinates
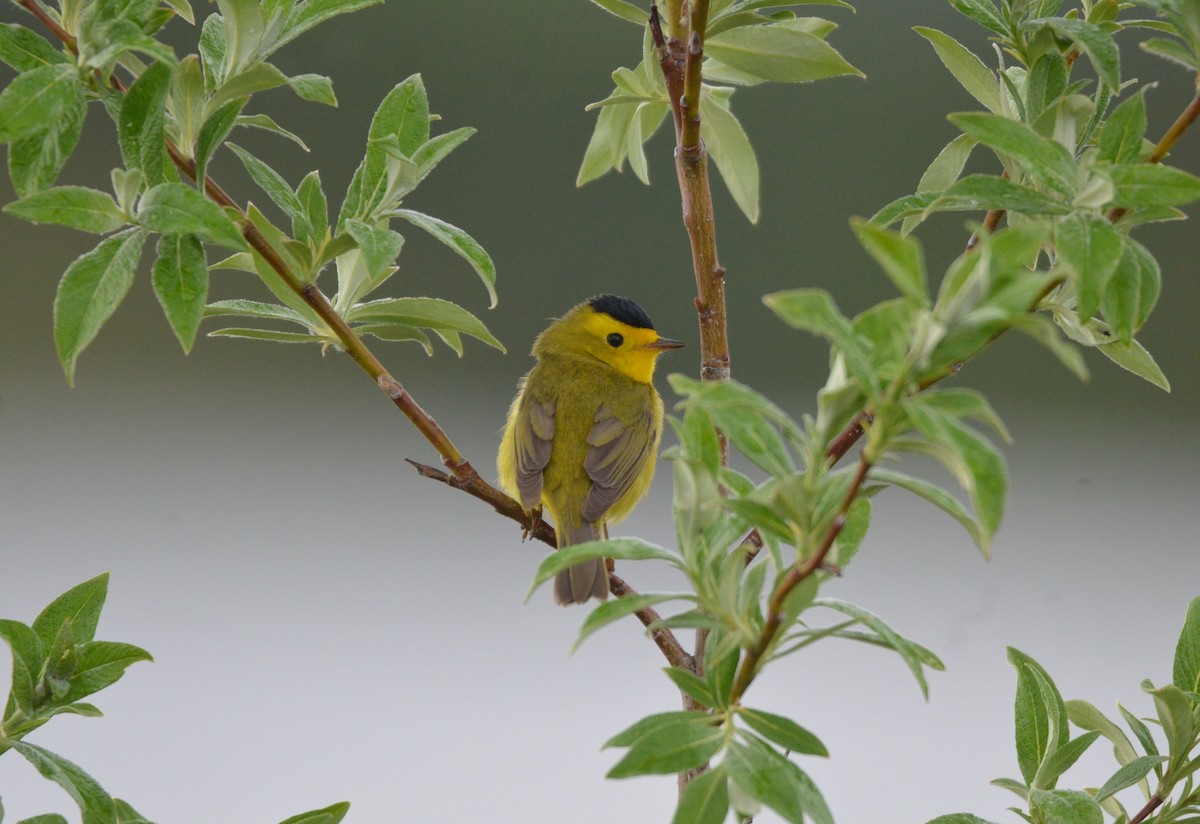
[405,459,694,670]
[727,454,872,706]
[17,0,75,51]
[1128,794,1163,824]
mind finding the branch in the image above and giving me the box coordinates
[405,459,694,670]
[1128,794,1163,824]
[727,454,872,706]
[19,4,696,672]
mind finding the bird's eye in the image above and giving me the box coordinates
[606,332,624,348]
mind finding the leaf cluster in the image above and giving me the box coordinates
[930,596,1200,824]
[579,1,862,222]
[0,0,501,383]
[0,576,350,824]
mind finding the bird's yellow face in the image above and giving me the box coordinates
[575,307,682,384]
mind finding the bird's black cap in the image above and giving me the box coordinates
[588,294,655,330]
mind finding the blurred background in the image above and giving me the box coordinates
[1,1,1198,822]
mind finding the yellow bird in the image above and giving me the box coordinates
[498,295,684,604]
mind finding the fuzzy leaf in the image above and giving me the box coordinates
[527,538,681,600]
[739,708,828,756]
[914,27,1000,112]
[0,64,79,144]
[671,765,729,824]
[705,23,863,83]
[152,233,208,352]
[4,186,127,234]
[138,183,247,250]
[54,230,147,384]
[392,209,497,308]
[949,112,1076,197]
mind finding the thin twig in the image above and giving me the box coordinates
[727,454,872,705]
[409,460,694,669]
[1128,794,1163,824]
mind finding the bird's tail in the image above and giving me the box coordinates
[554,519,609,605]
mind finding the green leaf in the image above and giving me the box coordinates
[118,61,171,186]
[663,666,718,708]
[208,327,331,343]
[113,797,154,823]
[739,708,828,756]
[671,765,729,824]
[1103,236,1160,343]
[234,113,310,150]
[914,27,1001,112]
[1025,53,1067,124]
[137,183,247,250]
[763,289,877,397]
[0,64,80,144]
[949,112,1077,197]
[1031,17,1120,91]
[1118,701,1159,759]
[1012,314,1089,382]
[4,187,127,234]
[725,735,832,824]
[227,143,304,223]
[1147,683,1196,769]
[947,0,1008,34]
[33,574,109,649]
[705,23,863,83]
[1034,731,1100,790]
[272,0,382,55]
[701,88,760,224]
[527,538,681,600]
[346,296,502,353]
[1094,755,1167,801]
[63,641,152,703]
[288,73,336,106]
[901,134,977,234]
[195,98,245,185]
[668,375,800,478]
[918,388,1011,442]
[1028,788,1103,824]
[1098,90,1147,164]
[1065,699,1141,771]
[1008,647,1068,786]
[1140,36,1198,70]
[205,62,289,113]
[586,0,647,24]
[577,101,638,185]
[8,83,85,197]
[1106,163,1200,208]
[1173,597,1200,693]
[814,598,936,698]
[925,816,1003,824]
[344,219,403,283]
[413,126,476,182]
[852,219,928,304]
[277,801,351,824]
[1097,337,1170,391]
[0,618,42,718]
[605,711,712,748]
[932,174,1071,215]
[13,743,115,824]
[340,74,430,226]
[905,400,1007,542]
[0,24,67,72]
[16,814,71,824]
[152,233,208,352]
[392,209,497,308]
[1055,211,1123,320]
[54,231,147,384]
[572,593,687,652]
[606,715,723,778]
[295,170,329,247]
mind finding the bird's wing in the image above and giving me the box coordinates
[512,395,555,511]
[582,401,655,523]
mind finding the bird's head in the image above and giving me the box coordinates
[536,295,685,384]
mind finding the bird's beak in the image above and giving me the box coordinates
[643,337,686,351]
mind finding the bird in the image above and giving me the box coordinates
[498,295,684,604]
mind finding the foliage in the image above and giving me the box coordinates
[0,575,347,823]
[2,0,1199,821]
[928,597,1200,824]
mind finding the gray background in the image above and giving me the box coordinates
[2,1,1198,822]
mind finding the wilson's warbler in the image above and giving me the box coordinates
[498,295,684,604]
